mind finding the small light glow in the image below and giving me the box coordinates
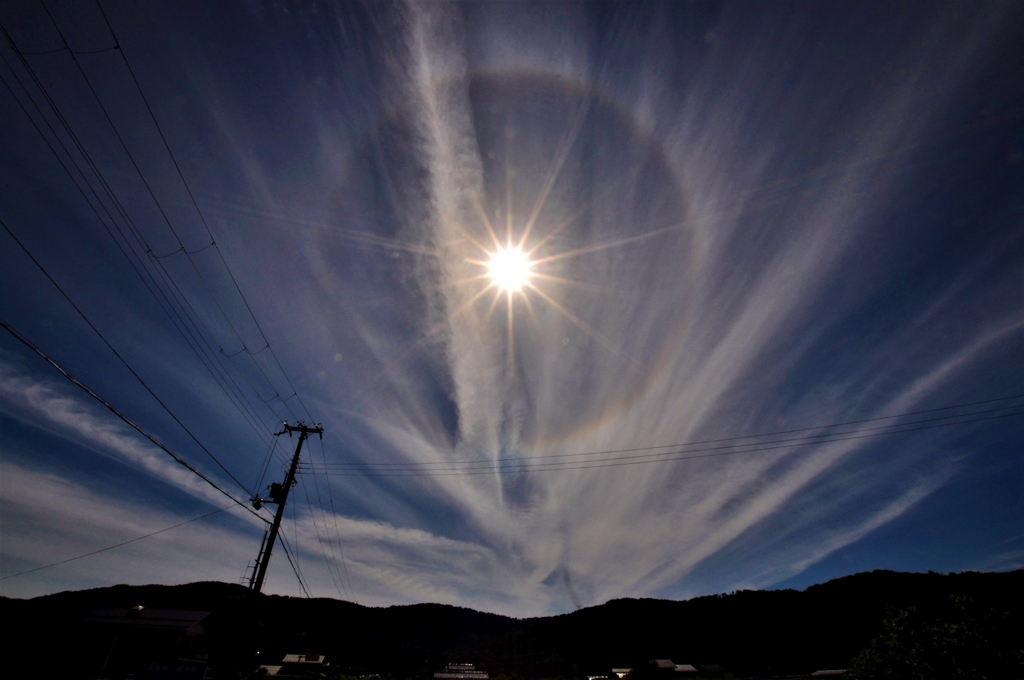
[486,246,533,293]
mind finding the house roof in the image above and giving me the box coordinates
[87,607,210,635]
[282,653,328,665]
[436,662,488,679]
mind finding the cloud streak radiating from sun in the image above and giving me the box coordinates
[315,1,1020,614]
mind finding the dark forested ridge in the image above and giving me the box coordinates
[3,569,1022,678]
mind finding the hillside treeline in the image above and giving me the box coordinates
[2,569,1021,678]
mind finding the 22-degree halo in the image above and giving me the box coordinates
[486,246,534,293]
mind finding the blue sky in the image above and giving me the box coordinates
[1,0,1022,617]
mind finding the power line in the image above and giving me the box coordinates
[290,491,302,591]
[278,531,312,598]
[0,217,254,496]
[298,474,349,601]
[13,4,337,597]
[317,435,356,602]
[19,45,119,56]
[298,406,1024,478]
[29,3,300,425]
[252,432,281,497]
[1,12,292,441]
[0,315,269,523]
[305,395,1024,471]
[0,504,235,581]
[93,0,318,426]
[0,30,280,448]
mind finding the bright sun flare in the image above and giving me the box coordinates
[486,246,534,293]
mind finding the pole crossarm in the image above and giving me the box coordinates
[277,422,324,438]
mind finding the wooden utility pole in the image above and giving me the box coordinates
[249,421,322,593]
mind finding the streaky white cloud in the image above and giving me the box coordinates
[0,361,265,519]
[347,1,1023,615]
[0,460,258,598]
[0,364,540,609]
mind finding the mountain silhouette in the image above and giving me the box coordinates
[2,569,1021,678]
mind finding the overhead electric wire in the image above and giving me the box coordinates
[20,44,119,56]
[36,0,246,329]
[93,0,318,426]
[304,408,1024,476]
[317,435,357,602]
[300,476,345,598]
[305,394,1024,471]
[32,2,303,427]
[290,493,302,584]
[252,432,281,497]
[0,504,235,581]
[307,395,1024,471]
[298,473,349,601]
[298,403,1024,477]
[278,530,312,598]
[0,31,279,448]
[0,315,270,523]
[307,451,347,586]
[0,15,283,442]
[0,217,260,497]
[1,20,297,450]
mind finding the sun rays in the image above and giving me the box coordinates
[458,193,637,375]
[335,88,687,385]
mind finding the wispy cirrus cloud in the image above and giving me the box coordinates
[297,0,1020,614]
[0,460,259,598]
[0,364,536,611]
[1,1,1020,617]
[0,361,254,514]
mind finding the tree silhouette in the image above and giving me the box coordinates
[848,595,1021,680]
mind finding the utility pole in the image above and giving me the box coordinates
[248,421,322,593]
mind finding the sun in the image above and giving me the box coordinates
[485,245,534,293]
